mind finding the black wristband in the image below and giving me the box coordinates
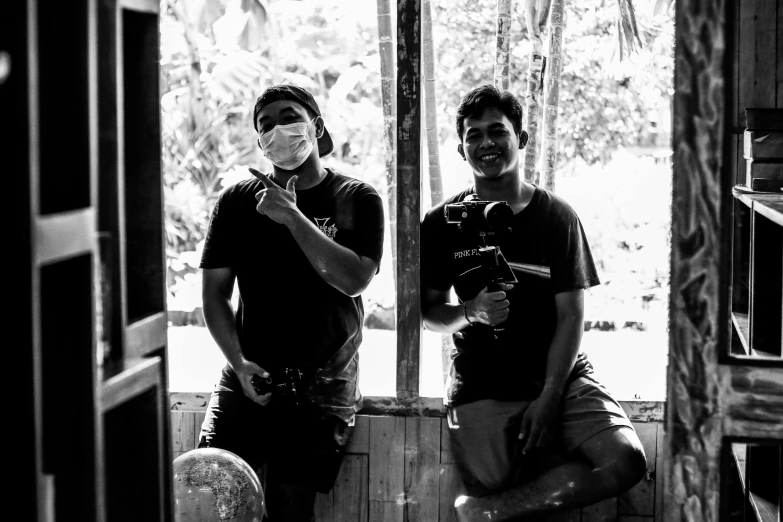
[463,301,475,325]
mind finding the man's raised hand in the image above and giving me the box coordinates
[464,283,514,326]
[249,167,299,224]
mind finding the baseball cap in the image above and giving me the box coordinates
[253,84,334,157]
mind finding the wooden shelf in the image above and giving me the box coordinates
[732,187,783,209]
[754,200,783,227]
[732,444,781,522]
[101,356,163,412]
[119,0,158,13]
[125,312,168,360]
[749,491,779,522]
[732,312,750,355]
[35,208,95,265]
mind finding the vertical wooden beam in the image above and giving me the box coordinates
[403,418,440,522]
[666,0,729,520]
[395,0,422,400]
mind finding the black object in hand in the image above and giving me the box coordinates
[251,368,303,405]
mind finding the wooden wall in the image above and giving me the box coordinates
[171,402,665,522]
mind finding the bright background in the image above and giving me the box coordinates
[163,0,674,401]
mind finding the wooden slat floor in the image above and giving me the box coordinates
[172,412,663,522]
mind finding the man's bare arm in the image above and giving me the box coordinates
[422,284,515,333]
[202,267,270,405]
[284,213,378,297]
[251,169,379,297]
[541,289,585,398]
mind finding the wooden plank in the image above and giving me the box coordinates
[732,312,750,354]
[170,392,211,411]
[334,455,369,522]
[582,497,617,521]
[101,356,162,412]
[404,418,440,522]
[440,418,455,464]
[653,425,665,522]
[738,0,778,128]
[719,365,783,440]
[125,311,167,360]
[170,411,195,454]
[35,208,96,265]
[347,415,371,455]
[369,500,403,522]
[361,396,445,417]
[119,0,159,13]
[619,423,657,516]
[619,402,664,423]
[754,199,783,228]
[395,0,422,400]
[369,416,406,502]
[438,464,464,522]
[314,489,334,522]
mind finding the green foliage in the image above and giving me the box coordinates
[431,0,674,165]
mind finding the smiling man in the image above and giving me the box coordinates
[421,85,647,521]
[197,84,384,521]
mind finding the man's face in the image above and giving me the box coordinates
[458,107,522,180]
[255,99,320,138]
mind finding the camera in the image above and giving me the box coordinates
[444,195,513,236]
[251,368,303,405]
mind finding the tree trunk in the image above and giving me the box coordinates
[494,0,513,90]
[376,0,397,285]
[423,0,443,207]
[540,0,566,192]
[522,36,544,185]
[521,0,549,185]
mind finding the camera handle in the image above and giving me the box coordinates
[477,238,511,334]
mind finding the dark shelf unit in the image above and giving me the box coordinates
[19,0,171,520]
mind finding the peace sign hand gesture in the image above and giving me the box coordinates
[249,167,300,225]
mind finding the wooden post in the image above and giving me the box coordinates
[540,0,565,192]
[396,0,421,400]
[494,0,512,91]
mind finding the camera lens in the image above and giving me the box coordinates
[484,202,513,230]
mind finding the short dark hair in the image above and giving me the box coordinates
[252,85,318,132]
[455,85,524,140]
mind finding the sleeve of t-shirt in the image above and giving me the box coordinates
[550,210,600,294]
[337,185,385,267]
[199,189,238,269]
[420,208,453,291]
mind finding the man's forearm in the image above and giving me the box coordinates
[202,296,247,370]
[541,314,583,398]
[284,212,374,297]
[423,302,471,333]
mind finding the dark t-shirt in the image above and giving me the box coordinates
[200,168,384,419]
[421,186,599,406]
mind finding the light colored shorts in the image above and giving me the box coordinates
[446,376,634,495]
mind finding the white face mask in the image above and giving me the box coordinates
[257,118,317,170]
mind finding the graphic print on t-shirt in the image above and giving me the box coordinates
[314,217,338,240]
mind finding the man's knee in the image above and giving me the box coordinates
[578,426,648,493]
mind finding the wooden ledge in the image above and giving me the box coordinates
[169,392,665,422]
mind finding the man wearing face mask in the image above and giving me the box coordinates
[197,85,385,521]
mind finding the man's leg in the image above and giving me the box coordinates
[264,483,317,522]
[454,377,647,521]
[455,426,646,521]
